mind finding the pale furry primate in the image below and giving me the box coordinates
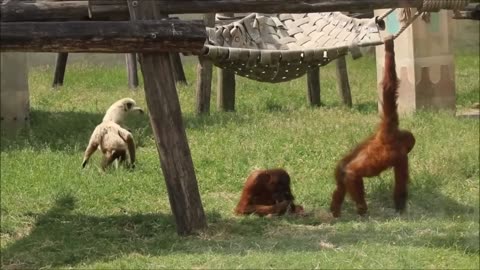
[82,98,144,170]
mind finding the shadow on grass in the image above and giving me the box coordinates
[2,190,478,269]
[361,172,478,220]
[0,109,254,152]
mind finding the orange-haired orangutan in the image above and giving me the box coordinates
[330,36,415,217]
[235,168,304,216]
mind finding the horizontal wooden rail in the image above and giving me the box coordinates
[1,0,425,21]
[0,21,207,53]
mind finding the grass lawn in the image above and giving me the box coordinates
[1,49,479,269]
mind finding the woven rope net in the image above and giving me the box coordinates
[203,12,383,83]
[201,0,469,83]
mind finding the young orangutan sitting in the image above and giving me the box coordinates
[235,168,305,216]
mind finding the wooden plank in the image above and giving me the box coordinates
[52,52,69,88]
[0,21,207,54]
[127,0,207,236]
[1,0,423,21]
[126,53,139,89]
[335,56,352,107]
[306,66,321,106]
[195,13,215,115]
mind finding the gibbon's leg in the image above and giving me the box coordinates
[393,156,409,212]
[331,166,347,217]
[118,130,136,168]
[101,150,118,170]
[118,150,127,167]
[345,174,367,216]
[82,142,99,168]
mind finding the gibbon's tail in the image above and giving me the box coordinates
[381,36,400,130]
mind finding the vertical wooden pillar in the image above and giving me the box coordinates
[127,0,207,235]
[170,53,187,85]
[217,13,236,112]
[1,53,29,136]
[196,13,215,115]
[306,66,321,106]
[335,56,352,107]
[126,53,139,89]
[375,9,456,113]
[52,52,68,88]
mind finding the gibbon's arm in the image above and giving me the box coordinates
[117,128,136,167]
[380,36,400,132]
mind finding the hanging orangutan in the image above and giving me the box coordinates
[330,36,416,217]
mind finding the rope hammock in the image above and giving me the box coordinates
[201,0,469,83]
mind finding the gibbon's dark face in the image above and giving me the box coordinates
[123,100,144,114]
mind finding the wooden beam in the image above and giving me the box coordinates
[52,52,69,88]
[0,21,207,53]
[127,0,207,235]
[195,14,215,115]
[307,67,321,107]
[1,1,92,22]
[1,0,424,21]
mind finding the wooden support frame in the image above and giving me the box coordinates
[196,14,215,115]
[52,52,69,88]
[127,0,207,235]
[0,21,206,53]
[1,0,423,22]
[307,67,321,106]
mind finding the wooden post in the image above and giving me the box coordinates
[335,56,352,107]
[52,52,68,88]
[195,13,215,115]
[170,53,187,85]
[1,52,29,136]
[216,12,236,112]
[127,0,207,235]
[306,66,321,106]
[375,9,456,113]
[126,53,139,89]
[217,68,236,111]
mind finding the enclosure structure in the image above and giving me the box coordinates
[0,0,472,235]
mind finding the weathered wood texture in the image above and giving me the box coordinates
[0,21,207,53]
[307,67,321,106]
[126,53,139,89]
[127,0,207,235]
[195,14,215,115]
[52,52,69,88]
[1,0,424,22]
[335,56,352,107]
[1,1,92,22]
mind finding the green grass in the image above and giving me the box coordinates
[1,52,479,269]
